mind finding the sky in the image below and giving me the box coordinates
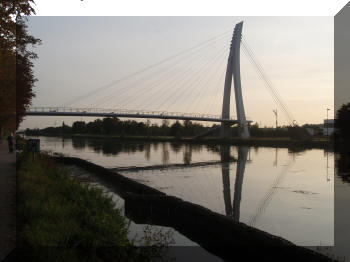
[20,16,334,129]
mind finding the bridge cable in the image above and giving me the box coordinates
[242,40,294,124]
[241,39,292,117]
[114,36,230,111]
[62,30,233,107]
[92,43,213,109]
[185,47,229,114]
[163,43,229,113]
[184,46,228,114]
[87,34,231,108]
[114,39,225,111]
[248,160,294,227]
[204,64,226,116]
[148,44,226,112]
[141,38,230,112]
[90,34,231,109]
[241,38,296,125]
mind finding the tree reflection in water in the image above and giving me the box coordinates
[70,138,221,166]
[161,143,169,165]
[183,145,192,165]
[145,143,151,161]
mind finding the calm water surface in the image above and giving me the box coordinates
[30,136,335,247]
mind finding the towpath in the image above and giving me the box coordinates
[0,142,16,261]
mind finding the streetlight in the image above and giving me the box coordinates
[326,108,330,137]
[273,109,277,129]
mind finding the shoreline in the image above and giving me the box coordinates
[25,133,333,149]
[55,155,335,262]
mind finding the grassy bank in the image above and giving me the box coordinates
[16,151,149,261]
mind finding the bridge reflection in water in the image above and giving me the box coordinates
[221,145,248,222]
[33,136,332,261]
[59,137,249,223]
[54,137,270,226]
[121,144,250,224]
[121,145,326,261]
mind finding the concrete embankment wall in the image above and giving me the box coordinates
[124,194,334,262]
[56,156,335,262]
[57,156,165,198]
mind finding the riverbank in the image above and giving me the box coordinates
[27,133,332,149]
[0,142,16,261]
[16,151,148,261]
[56,155,336,262]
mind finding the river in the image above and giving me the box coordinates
[26,135,345,259]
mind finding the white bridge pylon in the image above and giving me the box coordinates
[221,21,250,139]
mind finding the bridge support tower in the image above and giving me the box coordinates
[221,22,250,139]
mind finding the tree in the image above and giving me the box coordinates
[0,0,40,135]
[336,103,350,140]
[161,119,170,136]
[72,121,86,134]
[16,19,41,128]
[86,119,103,134]
[170,121,183,138]
[61,121,71,134]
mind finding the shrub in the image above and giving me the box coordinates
[17,153,134,261]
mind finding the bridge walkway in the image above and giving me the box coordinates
[0,141,16,261]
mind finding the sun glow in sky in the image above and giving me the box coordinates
[20,16,333,129]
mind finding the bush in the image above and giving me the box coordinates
[17,152,136,261]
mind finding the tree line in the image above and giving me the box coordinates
[335,103,350,150]
[24,117,296,138]
[25,118,209,137]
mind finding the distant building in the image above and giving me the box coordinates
[323,119,334,136]
[303,124,323,136]
[305,128,315,136]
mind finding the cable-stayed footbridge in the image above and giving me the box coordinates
[25,21,295,138]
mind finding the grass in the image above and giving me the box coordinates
[16,151,154,261]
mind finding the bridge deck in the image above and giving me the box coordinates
[25,107,242,124]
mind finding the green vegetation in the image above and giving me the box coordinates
[249,123,289,137]
[25,118,209,137]
[335,103,350,140]
[24,117,297,138]
[17,151,154,261]
[23,117,331,148]
[335,102,350,151]
[0,0,40,135]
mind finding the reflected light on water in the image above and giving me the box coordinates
[30,136,334,246]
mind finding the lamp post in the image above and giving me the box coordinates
[326,108,330,181]
[326,108,330,137]
[273,109,277,129]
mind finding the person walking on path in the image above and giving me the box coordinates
[6,133,14,153]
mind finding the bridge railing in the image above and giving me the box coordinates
[27,107,243,121]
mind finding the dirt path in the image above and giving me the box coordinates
[0,141,16,261]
